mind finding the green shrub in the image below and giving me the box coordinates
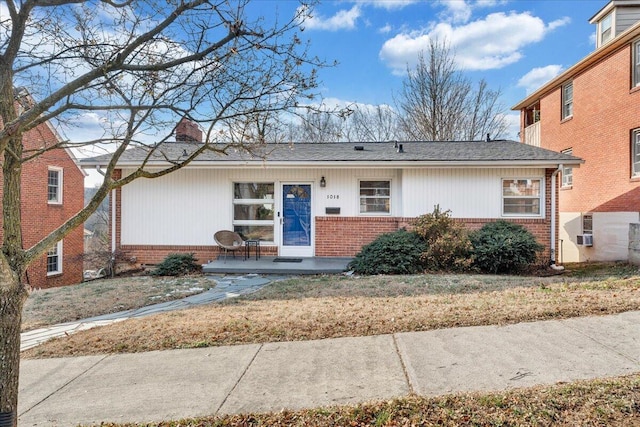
[151,253,202,276]
[412,206,473,272]
[470,221,544,274]
[348,230,426,275]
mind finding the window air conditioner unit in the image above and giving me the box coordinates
[576,234,593,246]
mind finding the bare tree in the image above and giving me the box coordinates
[0,1,324,424]
[396,39,507,141]
[343,104,402,142]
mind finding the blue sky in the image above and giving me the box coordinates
[253,0,605,139]
[58,0,607,186]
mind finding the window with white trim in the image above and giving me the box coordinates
[562,149,573,187]
[233,183,274,242]
[562,81,573,120]
[634,40,640,87]
[599,12,613,46]
[583,214,593,234]
[359,180,390,214]
[47,241,63,276]
[633,129,640,176]
[47,167,63,204]
[502,178,542,216]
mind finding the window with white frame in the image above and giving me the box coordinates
[359,180,390,214]
[502,178,542,216]
[634,40,640,87]
[47,167,63,204]
[599,12,613,46]
[562,81,573,120]
[233,183,275,242]
[583,214,593,235]
[47,241,62,275]
[633,129,640,176]
[562,149,573,187]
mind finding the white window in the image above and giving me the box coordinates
[47,241,63,276]
[634,40,640,87]
[47,167,63,204]
[583,214,593,234]
[562,149,573,187]
[562,81,573,120]
[633,129,640,176]
[600,12,613,46]
[502,179,542,216]
[359,180,390,214]
[233,183,274,242]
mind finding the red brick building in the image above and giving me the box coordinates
[0,115,86,288]
[513,0,640,263]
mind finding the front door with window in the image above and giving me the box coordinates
[281,184,313,257]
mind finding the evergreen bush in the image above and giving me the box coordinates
[151,253,202,276]
[470,220,544,274]
[348,230,426,275]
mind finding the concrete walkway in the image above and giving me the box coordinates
[21,274,275,351]
[18,310,640,426]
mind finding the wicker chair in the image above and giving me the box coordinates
[214,230,244,261]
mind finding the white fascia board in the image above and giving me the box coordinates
[80,159,583,170]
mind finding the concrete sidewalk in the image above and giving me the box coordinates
[18,311,640,426]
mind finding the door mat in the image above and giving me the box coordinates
[273,258,303,263]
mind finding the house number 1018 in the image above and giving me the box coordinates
[327,194,339,199]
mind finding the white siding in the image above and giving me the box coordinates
[559,211,640,263]
[120,167,400,245]
[402,168,546,218]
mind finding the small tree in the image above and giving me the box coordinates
[412,205,472,272]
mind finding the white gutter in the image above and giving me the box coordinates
[550,166,565,271]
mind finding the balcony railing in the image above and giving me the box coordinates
[524,121,540,147]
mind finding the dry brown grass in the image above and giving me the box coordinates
[92,374,640,426]
[23,268,640,359]
[22,275,215,332]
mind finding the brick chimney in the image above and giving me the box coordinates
[176,118,203,143]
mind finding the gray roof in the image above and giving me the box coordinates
[80,140,584,168]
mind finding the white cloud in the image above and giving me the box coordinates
[502,113,521,140]
[299,5,362,31]
[437,0,472,24]
[547,16,571,31]
[380,11,564,73]
[355,0,418,10]
[378,23,392,34]
[517,65,564,94]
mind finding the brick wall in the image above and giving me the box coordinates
[537,43,640,213]
[0,122,85,288]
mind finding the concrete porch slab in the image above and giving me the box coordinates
[202,256,352,275]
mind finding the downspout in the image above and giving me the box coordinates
[550,165,565,271]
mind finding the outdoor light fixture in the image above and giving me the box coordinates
[320,176,326,187]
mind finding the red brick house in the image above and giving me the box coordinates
[0,96,86,288]
[81,122,581,266]
[513,0,640,263]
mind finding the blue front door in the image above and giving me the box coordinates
[282,184,312,256]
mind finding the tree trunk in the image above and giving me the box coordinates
[0,263,27,427]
